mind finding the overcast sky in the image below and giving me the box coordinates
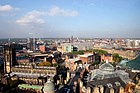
[0,0,140,38]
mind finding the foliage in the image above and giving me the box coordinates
[52,63,58,67]
[57,58,64,63]
[112,53,123,62]
[70,49,93,55]
[110,62,116,67]
[93,49,108,55]
[4,79,25,93]
[92,61,100,66]
[37,61,52,66]
[85,50,92,52]
[70,49,108,55]
[75,60,82,64]
[70,50,85,55]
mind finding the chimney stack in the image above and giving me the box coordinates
[119,87,124,93]
[110,88,114,93]
[93,86,100,93]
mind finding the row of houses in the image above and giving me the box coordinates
[64,51,113,71]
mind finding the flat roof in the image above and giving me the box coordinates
[18,84,43,90]
[10,72,49,78]
[69,58,80,62]
[79,53,93,57]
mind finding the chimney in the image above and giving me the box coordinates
[119,87,124,93]
[65,55,69,61]
[79,80,83,88]
[64,80,67,84]
[74,81,77,87]
[58,75,62,84]
[57,80,59,85]
[44,57,47,61]
[99,85,104,93]
[87,87,91,93]
[110,88,114,93]
[79,79,83,93]
[66,71,70,82]
[93,86,100,93]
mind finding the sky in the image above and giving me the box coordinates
[0,0,140,38]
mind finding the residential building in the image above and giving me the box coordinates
[60,42,93,53]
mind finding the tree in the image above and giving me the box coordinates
[93,49,108,55]
[70,50,85,55]
[112,53,122,62]
[92,61,100,66]
[37,61,52,66]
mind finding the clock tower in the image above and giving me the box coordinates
[4,45,16,74]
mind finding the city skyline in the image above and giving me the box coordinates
[0,0,140,38]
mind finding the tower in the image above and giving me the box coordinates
[4,45,16,73]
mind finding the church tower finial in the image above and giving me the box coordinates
[106,59,109,63]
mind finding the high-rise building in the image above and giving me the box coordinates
[127,39,140,48]
[127,40,135,48]
[27,38,35,51]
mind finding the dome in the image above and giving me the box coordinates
[126,55,140,70]
[118,60,128,68]
[99,63,114,71]
[43,79,55,93]
[118,55,140,70]
[119,60,128,65]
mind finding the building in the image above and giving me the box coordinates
[65,58,80,71]
[60,42,93,53]
[39,45,46,52]
[86,77,126,93]
[79,61,132,93]
[43,79,55,93]
[4,45,16,73]
[127,39,140,48]
[90,62,131,83]
[79,53,94,64]
[119,55,140,70]
[61,44,77,53]
[27,38,35,51]
[101,53,113,62]
[17,77,55,93]
[3,45,56,86]
[10,65,56,85]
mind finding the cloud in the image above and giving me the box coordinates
[0,5,14,11]
[0,5,20,16]
[16,6,78,25]
[47,6,78,16]
[16,10,45,25]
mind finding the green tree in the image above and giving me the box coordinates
[70,50,85,55]
[37,61,52,66]
[93,49,108,55]
[112,53,122,62]
[92,61,100,66]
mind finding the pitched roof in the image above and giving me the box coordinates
[87,77,126,93]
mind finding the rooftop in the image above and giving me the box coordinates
[10,72,54,78]
[119,55,140,70]
[87,77,126,93]
[79,53,93,57]
[18,84,43,90]
[99,63,115,72]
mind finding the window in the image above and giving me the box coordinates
[107,83,113,88]
[115,82,120,86]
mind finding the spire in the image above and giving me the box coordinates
[106,59,109,63]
